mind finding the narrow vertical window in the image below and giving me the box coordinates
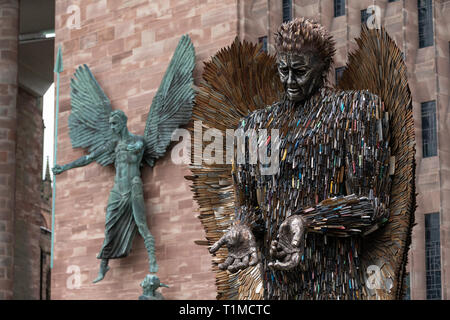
[361,9,370,25]
[334,0,345,17]
[258,36,268,53]
[421,101,437,158]
[40,249,44,300]
[335,67,345,86]
[425,213,441,300]
[418,0,434,48]
[403,273,411,300]
[282,0,292,23]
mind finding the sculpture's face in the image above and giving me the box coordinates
[109,115,125,135]
[277,52,324,102]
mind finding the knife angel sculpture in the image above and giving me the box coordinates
[53,35,195,283]
[188,19,415,300]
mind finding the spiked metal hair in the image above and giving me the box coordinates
[274,17,336,76]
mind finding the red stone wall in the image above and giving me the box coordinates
[52,0,242,300]
[0,0,19,300]
[13,88,47,299]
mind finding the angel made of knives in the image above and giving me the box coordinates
[206,19,401,300]
[53,35,195,283]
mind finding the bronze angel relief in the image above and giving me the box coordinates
[189,18,415,300]
[53,35,195,283]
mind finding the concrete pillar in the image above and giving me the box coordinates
[0,0,18,300]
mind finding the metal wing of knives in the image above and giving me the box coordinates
[336,26,415,300]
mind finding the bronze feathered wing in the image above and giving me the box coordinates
[143,34,195,167]
[68,65,115,166]
[187,39,283,300]
[337,27,416,300]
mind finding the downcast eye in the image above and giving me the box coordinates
[279,67,288,74]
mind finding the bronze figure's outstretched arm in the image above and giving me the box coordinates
[52,154,92,174]
[53,143,114,175]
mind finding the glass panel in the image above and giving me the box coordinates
[418,0,434,48]
[361,9,370,25]
[258,36,268,53]
[334,0,345,17]
[335,67,345,85]
[425,213,441,300]
[283,0,292,22]
[403,274,411,300]
[421,101,437,158]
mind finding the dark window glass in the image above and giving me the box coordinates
[388,0,398,2]
[361,8,370,25]
[335,67,345,85]
[403,273,411,300]
[283,0,292,22]
[421,101,437,158]
[425,213,441,300]
[258,36,268,53]
[418,0,434,48]
[334,0,345,17]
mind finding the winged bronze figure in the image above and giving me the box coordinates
[53,35,195,283]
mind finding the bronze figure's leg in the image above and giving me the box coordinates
[131,177,158,273]
[92,190,120,283]
[92,259,110,283]
[92,190,125,283]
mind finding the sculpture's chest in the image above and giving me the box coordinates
[266,100,345,159]
[254,101,363,300]
[252,100,348,214]
[115,140,141,163]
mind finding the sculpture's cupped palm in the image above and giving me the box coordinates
[268,215,306,271]
[210,224,259,273]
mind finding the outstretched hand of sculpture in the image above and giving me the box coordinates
[209,223,259,272]
[268,215,306,271]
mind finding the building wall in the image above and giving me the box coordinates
[51,0,246,300]
[13,87,49,299]
[52,0,449,300]
[0,0,19,301]
[0,0,52,300]
[236,0,283,54]
[434,0,450,301]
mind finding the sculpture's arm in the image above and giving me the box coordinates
[299,97,392,236]
[209,114,265,272]
[232,163,265,238]
[208,164,261,272]
[52,154,94,175]
[53,142,116,175]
